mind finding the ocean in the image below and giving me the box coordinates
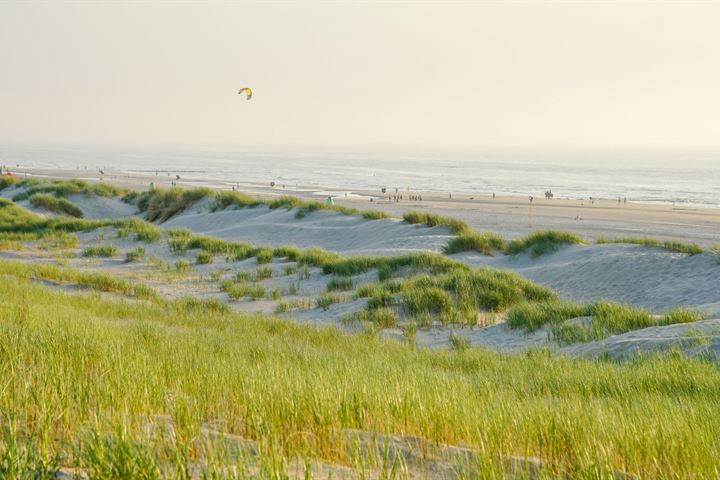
[2,143,720,208]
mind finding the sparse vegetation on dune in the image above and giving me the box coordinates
[10,178,127,201]
[326,276,353,292]
[0,258,156,300]
[135,186,214,222]
[82,244,118,258]
[402,210,471,234]
[596,236,704,255]
[443,231,505,255]
[29,193,84,218]
[0,175,19,190]
[356,267,555,325]
[0,199,159,244]
[2,277,720,477]
[195,250,214,264]
[124,246,146,263]
[209,191,264,211]
[210,190,390,221]
[505,230,584,257]
[507,299,705,344]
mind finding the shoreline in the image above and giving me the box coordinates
[8,166,720,247]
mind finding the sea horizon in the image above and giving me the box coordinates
[2,142,720,208]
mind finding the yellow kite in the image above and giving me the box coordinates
[238,87,252,100]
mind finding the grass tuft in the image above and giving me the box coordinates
[505,230,584,257]
[596,236,703,255]
[444,231,505,255]
[29,194,84,218]
[82,244,117,258]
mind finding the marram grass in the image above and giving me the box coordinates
[2,278,720,477]
[596,236,704,255]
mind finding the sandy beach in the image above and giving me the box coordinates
[12,166,720,248]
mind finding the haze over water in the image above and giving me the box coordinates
[3,144,719,208]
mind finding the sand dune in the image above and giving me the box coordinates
[163,203,453,256]
[453,244,720,312]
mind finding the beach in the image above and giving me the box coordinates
[12,166,720,247]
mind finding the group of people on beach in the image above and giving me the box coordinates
[385,194,423,202]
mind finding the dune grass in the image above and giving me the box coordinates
[0,198,159,246]
[28,193,84,218]
[507,299,705,344]
[356,267,556,325]
[210,191,389,221]
[82,244,118,258]
[0,258,156,300]
[3,277,720,477]
[326,276,353,292]
[10,178,127,201]
[124,246,146,263]
[135,187,214,222]
[195,250,214,265]
[402,211,471,234]
[505,230,584,257]
[443,231,505,255]
[0,175,19,190]
[209,191,264,211]
[596,236,704,255]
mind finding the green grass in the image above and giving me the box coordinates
[505,230,584,257]
[118,218,161,243]
[357,267,556,325]
[29,193,84,218]
[174,260,192,273]
[596,236,704,255]
[124,247,146,263]
[82,244,118,258]
[443,231,505,255]
[209,191,264,211]
[402,211,471,234]
[0,175,19,190]
[507,300,705,344]
[507,301,586,332]
[12,178,127,199]
[326,276,353,292]
[3,277,720,477]
[210,190,389,221]
[255,266,273,280]
[0,258,156,300]
[316,292,341,311]
[135,187,214,222]
[196,250,214,265]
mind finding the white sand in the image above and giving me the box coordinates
[163,204,452,256]
[452,244,720,312]
[68,194,138,219]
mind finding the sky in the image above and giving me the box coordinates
[2,1,720,151]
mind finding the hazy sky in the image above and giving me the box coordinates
[2,1,720,150]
